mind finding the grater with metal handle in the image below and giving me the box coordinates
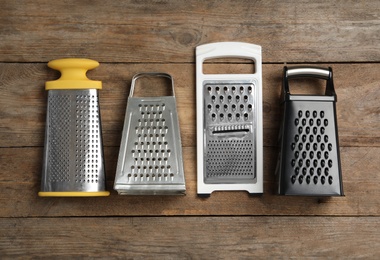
[196,42,263,197]
[114,73,186,195]
[39,58,109,197]
[276,66,343,196]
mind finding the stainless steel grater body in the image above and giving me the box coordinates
[114,73,186,195]
[41,90,106,193]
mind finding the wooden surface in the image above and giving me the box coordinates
[0,0,379,258]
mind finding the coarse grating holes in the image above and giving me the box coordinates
[289,109,335,186]
[74,94,101,184]
[128,102,173,183]
[204,84,254,123]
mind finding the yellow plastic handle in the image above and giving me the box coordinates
[45,58,102,90]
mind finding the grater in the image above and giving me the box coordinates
[196,42,263,197]
[114,73,186,195]
[39,58,109,197]
[276,66,343,196]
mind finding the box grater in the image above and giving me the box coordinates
[196,42,263,197]
[114,73,186,195]
[276,66,343,196]
[39,58,109,197]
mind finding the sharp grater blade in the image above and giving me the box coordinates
[114,73,186,195]
[39,58,109,197]
[196,42,264,196]
[277,66,344,196]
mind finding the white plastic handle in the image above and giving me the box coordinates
[196,42,262,76]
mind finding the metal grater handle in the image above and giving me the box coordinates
[283,66,336,98]
[129,72,175,98]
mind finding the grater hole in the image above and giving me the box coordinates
[313,110,317,118]
[305,110,310,118]
[298,175,303,184]
[321,176,326,185]
[328,159,333,168]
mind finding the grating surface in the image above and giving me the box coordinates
[115,95,185,191]
[47,94,71,183]
[278,100,343,196]
[126,102,176,183]
[289,109,334,186]
[42,89,106,192]
[204,83,256,183]
[74,94,102,184]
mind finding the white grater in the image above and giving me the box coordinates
[114,73,186,195]
[196,42,263,197]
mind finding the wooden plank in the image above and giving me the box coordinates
[0,63,379,148]
[0,146,378,217]
[0,216,379,258]
[0,1,379,63]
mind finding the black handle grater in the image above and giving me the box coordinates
[276,66,343,196]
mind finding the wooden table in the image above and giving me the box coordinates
[1,1,379,258]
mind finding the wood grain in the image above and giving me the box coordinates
[0,0,379,63]
[0,217,379,258]
[1,1,379,257]
[0,63,379,148]
[0,146,378,217]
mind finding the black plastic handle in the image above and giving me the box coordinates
[283,66,336,98]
